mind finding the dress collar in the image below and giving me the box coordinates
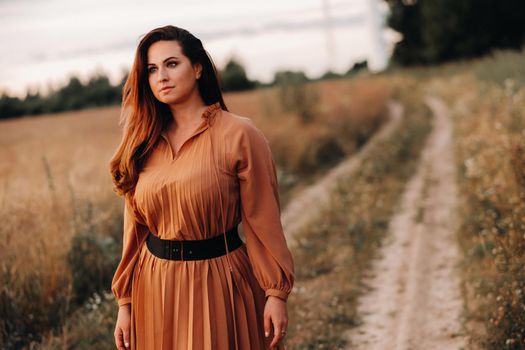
[202,101,222,126]
[159,102,222,145]
[161,101,222,135]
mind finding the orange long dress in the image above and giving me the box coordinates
[111,102,295,350]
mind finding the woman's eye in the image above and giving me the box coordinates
[168,61,177,67]
[148,67,157,74]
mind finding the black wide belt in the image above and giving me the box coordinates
[146,226,243,261]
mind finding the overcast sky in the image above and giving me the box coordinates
[0,0,397,97]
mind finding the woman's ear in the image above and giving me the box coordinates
[194,63,203,79]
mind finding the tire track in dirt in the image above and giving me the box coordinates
[282,101,403,247]
[344,96,467,350]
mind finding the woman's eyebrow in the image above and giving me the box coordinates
[147,56,179,66]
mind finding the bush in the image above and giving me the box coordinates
[273,70,320,123]
[68,232,120,306]
[67,198,122,306]
[0,269,71,349]
[35,292,117,350]
[219,58,256,92]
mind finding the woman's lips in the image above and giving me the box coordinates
[160,86,173,93]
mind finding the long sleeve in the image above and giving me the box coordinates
[235,118,295,302]
[111,194,149,307]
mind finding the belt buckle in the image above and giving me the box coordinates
[167,240,183,260]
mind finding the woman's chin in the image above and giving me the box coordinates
[159,94,181,105]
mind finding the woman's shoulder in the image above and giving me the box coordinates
[217,109,268,142]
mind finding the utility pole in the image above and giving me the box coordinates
[322,0,337,73]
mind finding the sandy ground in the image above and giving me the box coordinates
[344,96,467,350]
[281,101,403,248]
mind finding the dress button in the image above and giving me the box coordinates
[189,250,193,254]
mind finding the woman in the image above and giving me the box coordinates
[109,25,294,350]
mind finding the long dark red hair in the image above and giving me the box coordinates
[109,25,228,202]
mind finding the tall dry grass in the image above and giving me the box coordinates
[238,79,391,205]
[0,77,390,348]
[0,106,122,348]
[432,70,525,348]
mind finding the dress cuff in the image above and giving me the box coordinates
[265,288,289,302]
[117,296,132,307]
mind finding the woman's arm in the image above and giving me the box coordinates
[234,117,295,348]
[111,194,149,306]
[235,118,295,301]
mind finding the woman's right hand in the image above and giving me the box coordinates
[114,304,131,349]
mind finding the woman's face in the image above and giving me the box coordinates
[147,40,202,105]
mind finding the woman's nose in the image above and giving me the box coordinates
[157,67,168,81]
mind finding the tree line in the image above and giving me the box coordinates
[386,0,525,65]
[0,74,123,120]
[0,59,368,120]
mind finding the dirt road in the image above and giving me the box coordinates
[282,101,403,247]
[345,96,467,350]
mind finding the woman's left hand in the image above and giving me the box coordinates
[264,295,288,349]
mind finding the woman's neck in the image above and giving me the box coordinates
[167,93,207,130]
